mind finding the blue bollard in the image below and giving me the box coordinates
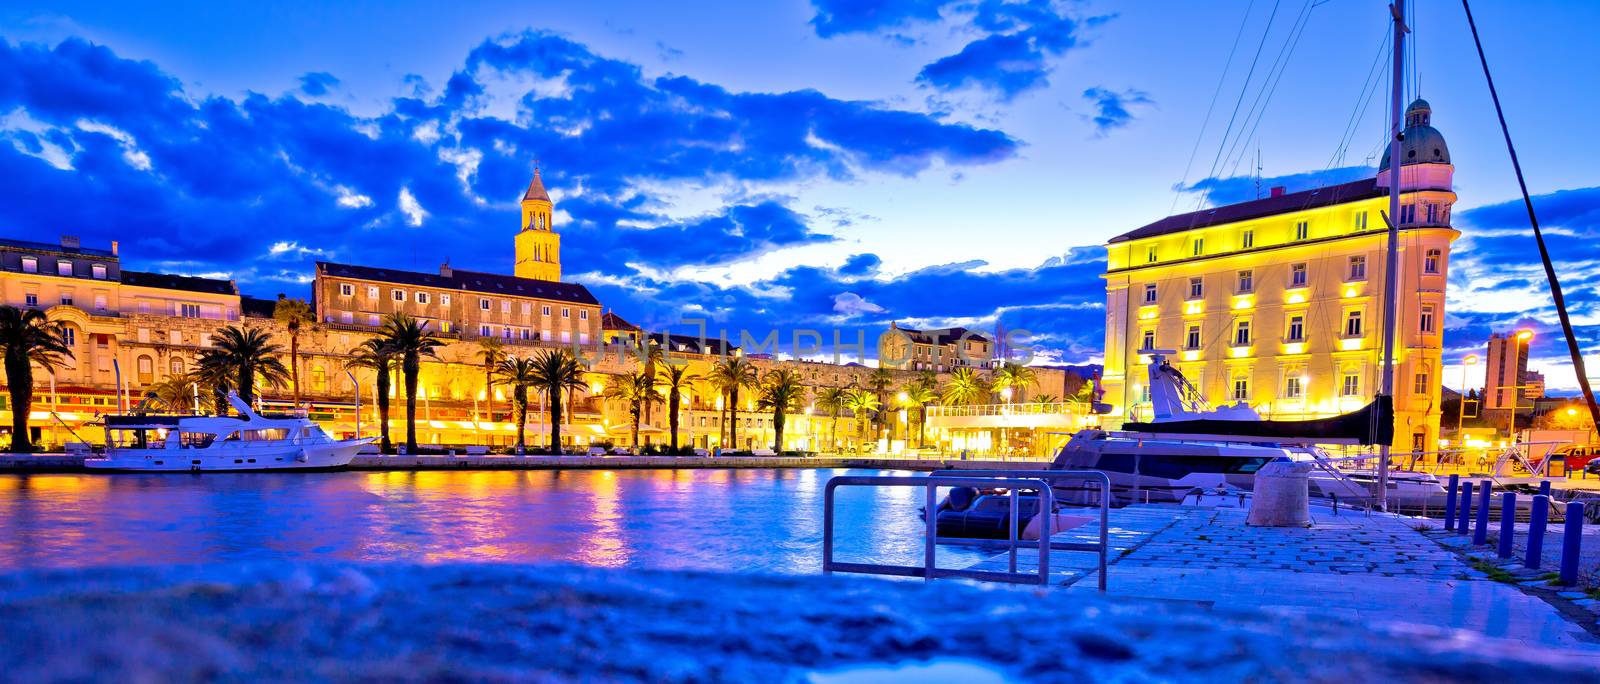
[1473,480,1492,545]
[1444,474,1459,531]
[1539,480,1552,497]
[1525,494,1549,569]
[1498,492,1516,558]
[1560,501,1585,586]
[1458,481,1474,535]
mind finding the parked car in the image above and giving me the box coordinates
[609,446,633,456]
[1553,444,1600,476]
[692,448,710,457]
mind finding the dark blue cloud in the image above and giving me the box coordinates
[839,253,881,276]
[809,0,948,38]
[1177,165,1375,207]
[1082,86,1151,136]
[297,71,339,97]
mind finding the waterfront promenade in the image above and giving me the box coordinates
[0,452,1045,473]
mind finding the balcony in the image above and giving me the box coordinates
[925,402,1094,430]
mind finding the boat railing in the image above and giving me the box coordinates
[824,475,1060,586]
[928,469,1112,592]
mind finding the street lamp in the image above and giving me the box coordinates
[1457,354,1478,443]
[1510,330,1533,443]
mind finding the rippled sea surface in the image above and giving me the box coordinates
[0,469,992,573]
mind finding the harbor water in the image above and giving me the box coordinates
[0,469,992,573]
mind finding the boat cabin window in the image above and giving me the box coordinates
[108,428,170,449]
[179,432,218,449]
[300,425,326,439]
[240,428,290,441]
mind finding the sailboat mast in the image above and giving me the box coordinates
[1378,0,1410,511]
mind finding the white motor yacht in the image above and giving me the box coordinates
[85,392,370,472]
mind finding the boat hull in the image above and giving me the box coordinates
[84,439,369,472]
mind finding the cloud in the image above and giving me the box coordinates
[397,187,427,226]
[808,0,949,38]
[838,253,881,276]
[1176,165,1375,207]
[1081,86,1152,136]
[297,71,339,97]
[831,292,886,316]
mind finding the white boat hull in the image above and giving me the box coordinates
[85,439,369,472]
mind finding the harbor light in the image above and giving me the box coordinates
[1568,407,1579,417]
[1516,329,1534,341]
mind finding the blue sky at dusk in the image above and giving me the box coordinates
[4,1,1600,391]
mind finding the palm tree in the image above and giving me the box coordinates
[812,386,847,453]
[0,306,73,452]
[993,361,1038,403]
[603,370,662,449]
[868,366,894,438]
[1033,393,1060,405]
[199,326,289,411]
[377,314,442,454]
[492,355,540,453]
[709,357,759,450]
[345,338,398,454]
[658,364,700,453]
[639,339,666,427]
[476,337,506,421]
[757,369,806,453]
[841,389,881,454]
[145,374,198,414]
[942,367,988,406]
[272,296,315,408]
[192,348,236,416]
[902,383,938,448]
[527,349,588,454]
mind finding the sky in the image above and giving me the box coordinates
[3,0,1600,392]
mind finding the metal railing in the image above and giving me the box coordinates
[925,402,1091,419]
[930,469,1111,592]
[824,476,1057,585]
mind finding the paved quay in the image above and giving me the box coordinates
[0,452,1047,473]
[968,503,1599,652]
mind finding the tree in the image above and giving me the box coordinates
[710,357,759,450]
[603,370,661,449]
[658,363,701,453]
[192,348,236,416]
[1033,394,1059,404]
[842,389,881,454]
[0,306,73,452]
[272,296,315,408]
[757,369,806,453]
[198,326,289,411]
[942,367,988,406]
[476,337,506,421]
[527,349,588,454]
[813,386,847,453]
[345,338,398,454]
[868,366,894,438]
[902,383,938,448]
[377,314,442,454]
[493,355,541,453]
[145,375,199,414]
[993,361,1037,402]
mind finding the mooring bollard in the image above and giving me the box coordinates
[1539,480,1552,497]
[1473,480,1492,545]
[1560,501,1585,586]
[1525,494,1549,570]
[1458,481,1474,536]
[1498,491,1516,558]
[1444,474,1459,531]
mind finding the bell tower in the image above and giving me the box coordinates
[514,165,561,281]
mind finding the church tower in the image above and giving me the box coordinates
[514,166,561,281]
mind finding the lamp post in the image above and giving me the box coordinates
[1457,354,1478,445]
[1509,330,1533,444]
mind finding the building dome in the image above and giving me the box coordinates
[1379,99,1450,171]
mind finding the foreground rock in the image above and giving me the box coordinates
[0,563,1592,682]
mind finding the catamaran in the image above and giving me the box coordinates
[84,392,370,472]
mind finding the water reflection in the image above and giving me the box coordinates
[0,470,989,574]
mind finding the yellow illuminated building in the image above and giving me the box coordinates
[513,167,561,281]
[1102,100,1459,454]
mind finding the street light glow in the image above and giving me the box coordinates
[1463,354,1478,365]
[1516,329,1534,341]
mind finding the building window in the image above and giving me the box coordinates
[580,310,589,321]
[1146,246,1158,263]
[93,294,107,311]
[392,289,405,301]
[542,328,551,340]
[1295,221,1308,241]
[416,292,430,305]
[1284,374,1304,400]
[341,311,353,324]
[1290,263,1308,288]
[366,286,379,299]
[541,305,551,316]
[503,327,512,340]
[25,293,38,307]
[1287,314,1305,342]
[1241,230,1254,249]
[1424,249,1441,274]
[1192,238,1204,256]
[1187,277,1203,300]
[1354,211,1368,231]
[21,257,37,273]
[1234,320,1251,346]
[1420,305,1435,333]
[91,264,107,279]
[339,283,354,297]
[60,292,74,306]
[171,358,184,375]
[1345,310,1363,337]
[57,260,75,276]
[521,329,531,340]
[562,307,571,318]
[1143,284,1157,304]
[561,331,571,343]
[441,294,452,307]
[368,314,380,326]
[501,301,511,314]
[480,298,491,311]
[1232,376,1250,401]
[180,303,201,318]
[62,327,76,347]
[1426,203,1438,223]
[1347,255,1366,281]
[1341,371,1361,397]
[1237,270,1253,293]
[1140,329,1155,351]
[480,324,492,337]
[1400,203,1416,224]
[1185,324,1201,349]
[1413,367,1431,395]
